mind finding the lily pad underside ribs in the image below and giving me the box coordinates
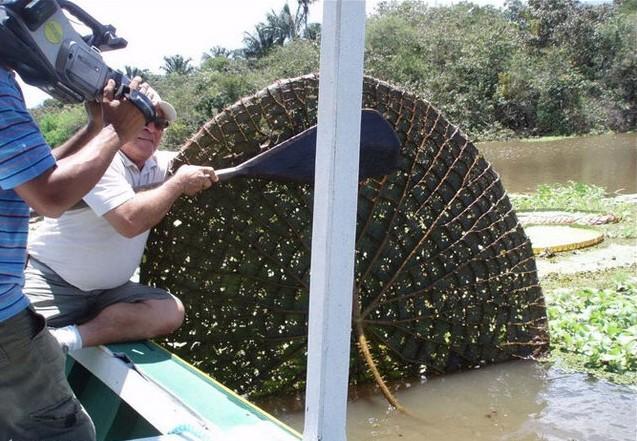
[142,74,549,399]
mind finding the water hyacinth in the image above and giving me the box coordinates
[547,281,637,374]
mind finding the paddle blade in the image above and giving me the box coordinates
[218,109,401,184]
[358,110,402,179]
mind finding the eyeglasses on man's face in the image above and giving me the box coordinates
[148,118,170,130]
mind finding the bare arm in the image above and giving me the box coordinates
[52,101,103,160]
[14,79,147,218]
[104,165,217,238]
[15,125,129,218]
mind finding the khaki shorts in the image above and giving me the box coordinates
[0,307,95,441]
[24,257,172,328]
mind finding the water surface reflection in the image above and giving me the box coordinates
[261,361,637,441]
[478,133,636,194]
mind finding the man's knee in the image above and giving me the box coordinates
[150,295,185,335]
[166,295,185,331]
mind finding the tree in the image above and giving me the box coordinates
[124,65,150,80]
[265,4,301,44]
[267,1,320,43]
[303,22,321,40]
[31,0,636,144]
[202,46,233,61]
[241,1,320,60]
[297,0,316,30]
[242,23,276,59]
[161,55,195,75]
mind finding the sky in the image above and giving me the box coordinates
[17,0,508,107]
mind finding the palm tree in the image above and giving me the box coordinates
[160,55,194,75]
[267,2,320,44]
[241,1,320,59]
[124,65,150,80]
[297,0,317,30]
[202,46,233,62]
[242,23,276,59]
[265,3,301,44]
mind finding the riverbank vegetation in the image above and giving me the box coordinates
[542,268,637,385]
[31,0,636,148]
[512,183,637,384]
[512,181,611,212]
[511,181,637,239]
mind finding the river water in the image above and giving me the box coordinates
[259,133,637,440]
[261,361,636,441]
[477,133,637,194]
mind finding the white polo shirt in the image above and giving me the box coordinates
[28,150,176,291]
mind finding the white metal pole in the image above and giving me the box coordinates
[303,1,366,441]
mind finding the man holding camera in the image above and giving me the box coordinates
[0,64,148,440]
[23,85,218,354]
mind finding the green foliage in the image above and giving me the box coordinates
[511,181,608,211]
[161,55,195,75]
[242,0,319,59]
[28,0,636,143]
[124,65,151,80]
[618,0,637,13]
[242,23,276,59]
[256,39,320,79]
[545,278,637,375]
[151,60,267,150]
[148,41,319,151]
[33,104,85,147]
[151,70,220,150]
[367,1,520,137]
[365,0,635,139]
[505,0,636,134]
[510,181,637,240]
[193,71,256,120]
[610,206,637,239]
[597,12,637,131]
[202,46,233,61]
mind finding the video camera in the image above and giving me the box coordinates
[0,0,155,121]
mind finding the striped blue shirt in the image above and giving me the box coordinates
[0,66,55,322]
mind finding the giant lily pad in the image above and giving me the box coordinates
[142,75,549,398]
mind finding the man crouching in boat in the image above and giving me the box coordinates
[23,86,218,352]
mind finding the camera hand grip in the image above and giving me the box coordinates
[122,88,156,123]
[110,72,156,123]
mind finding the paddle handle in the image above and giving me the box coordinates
[215,167,242,182]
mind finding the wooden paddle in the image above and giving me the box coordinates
[215,109,401,184]
[65,109,400,212]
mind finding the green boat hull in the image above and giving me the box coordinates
[66,341,301,441]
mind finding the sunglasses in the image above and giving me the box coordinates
[147,118,170,130]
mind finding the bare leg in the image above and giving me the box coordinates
[78,296,185,347]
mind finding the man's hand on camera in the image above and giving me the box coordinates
[101,76,147,144]
[84,99,104,135]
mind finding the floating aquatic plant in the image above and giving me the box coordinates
[142,74,549,401]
